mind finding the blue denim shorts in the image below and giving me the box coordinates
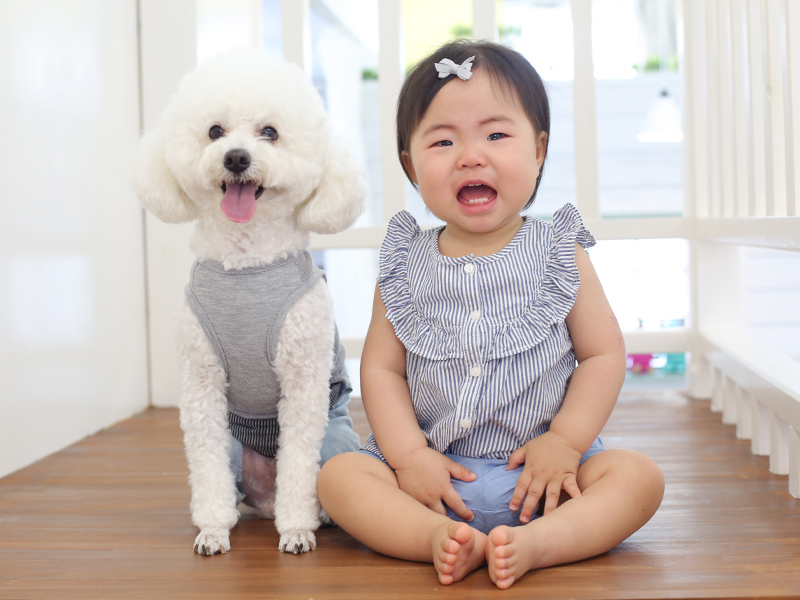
[359,436,604,535]
[229,393,361,503]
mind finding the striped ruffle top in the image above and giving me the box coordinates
[361,203,596,461]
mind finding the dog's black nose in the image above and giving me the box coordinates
[224,149,251,174]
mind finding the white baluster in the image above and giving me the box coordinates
[721,375,738,425]
[789,427,800,498]
[711,367,724,412]
[769,411,790,475]
[736,387,753,440]
[751,400,771,456]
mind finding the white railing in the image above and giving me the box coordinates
[299,6,800,504]
[138,0,799,497]
[683,0,800,497]
[708,351,800,497]
[310,0,700,362]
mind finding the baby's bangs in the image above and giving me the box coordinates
[475,52,550,140]
[482,68,530,122]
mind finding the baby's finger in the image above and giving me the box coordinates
[445,459,477,483]
[506,447,527,471]
[563,474,581,500]
[519,481,544,523]
[542,480,562,516]
[509,470,534,511]
[443,487,474,522]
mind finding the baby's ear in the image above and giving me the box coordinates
[131,127,199,224]
[295,146,366,234]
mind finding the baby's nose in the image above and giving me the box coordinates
[459,145,486,169]
[224,148,251,173]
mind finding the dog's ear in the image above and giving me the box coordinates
[295,146,366,234]
[131,128,200,224]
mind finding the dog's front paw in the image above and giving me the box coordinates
[194,529,231,556]
[279,530,316,554]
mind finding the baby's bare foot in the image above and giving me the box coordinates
[486,525,540,589]
[431,521,487,585]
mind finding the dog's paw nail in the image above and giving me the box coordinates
[194,529,230,555]
[278,531,315,554]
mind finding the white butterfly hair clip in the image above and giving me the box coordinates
[434,56,475,81]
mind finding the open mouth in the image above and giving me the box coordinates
[221,181,265,199]
[219,181,265,223]
[457,183,497,207]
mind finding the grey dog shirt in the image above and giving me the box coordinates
[185,250,350,456]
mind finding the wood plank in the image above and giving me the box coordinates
[1,392,799,599]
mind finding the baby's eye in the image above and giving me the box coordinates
[260,126,279,141]
[432,140,453,147]
[488,132,507,141]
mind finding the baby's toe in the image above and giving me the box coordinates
[495,575,515,590]
[438,550,457,568]
[449,521,473,545]
[489,525,513,546]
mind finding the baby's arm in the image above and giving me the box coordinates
[552,244,627,449]
[508,243,627,520]
[361,284,476,520]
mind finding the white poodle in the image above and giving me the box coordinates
[132,50,366,555]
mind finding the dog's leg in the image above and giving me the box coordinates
[175,297,239,555]
[272,279,335,554]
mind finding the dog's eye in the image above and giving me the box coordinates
[209,125,224,140]
[260,126,278,141]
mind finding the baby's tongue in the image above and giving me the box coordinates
[458,184,494,202]
[220,183,258,223]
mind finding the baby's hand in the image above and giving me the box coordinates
[507,431,582,522]
[393,447,476,522]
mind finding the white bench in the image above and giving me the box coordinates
[707,351,800,498]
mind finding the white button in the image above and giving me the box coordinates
[463,263,475,274]
[459,418,472,429]
[469,310,481,321]
[470,366,481,377]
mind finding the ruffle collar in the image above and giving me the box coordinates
[378,205,595,361]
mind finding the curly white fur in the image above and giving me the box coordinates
[131,50,365,555]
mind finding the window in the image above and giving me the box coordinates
[593,0,684,217]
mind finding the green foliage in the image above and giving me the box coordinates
[451,23,472,37]
[362,68,378,81]
[498,24,521,41]
[634,54,679,73]
[447,23,522,43]
[667,54,679,72]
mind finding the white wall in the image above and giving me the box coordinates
[141,0,260,408]
[0,0,148,477]
[139,0,197,408]
[747,248,800,362]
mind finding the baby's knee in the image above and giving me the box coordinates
[317,452,354,493]
[317,452,381,498]
[585,449,664,498]
[615,449,665,503]
[632,451,663,487]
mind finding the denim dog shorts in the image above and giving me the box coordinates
[229,392,361,504]
[359,436,604,535]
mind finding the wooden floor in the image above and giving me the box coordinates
[1,392,799,600]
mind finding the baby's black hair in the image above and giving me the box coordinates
[396,39,551,209]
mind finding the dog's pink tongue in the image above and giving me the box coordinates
[220,183,258,223]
